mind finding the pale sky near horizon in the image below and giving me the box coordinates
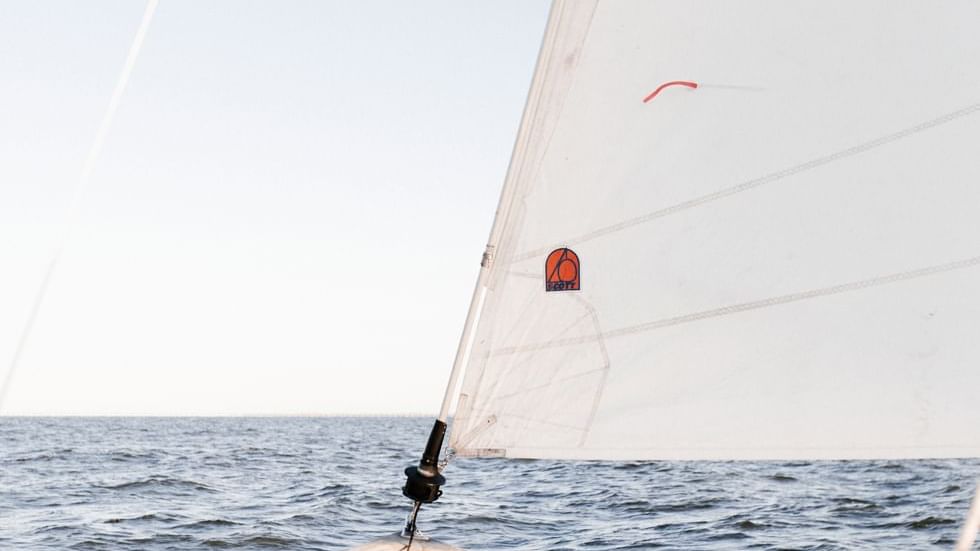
[0,0,550,415]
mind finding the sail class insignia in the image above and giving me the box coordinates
[545,248,580,292]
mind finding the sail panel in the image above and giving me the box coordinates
[450,0,980,460]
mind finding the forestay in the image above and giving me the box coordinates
[448,0,980,460]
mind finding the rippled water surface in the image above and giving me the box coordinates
[1,417,978,550]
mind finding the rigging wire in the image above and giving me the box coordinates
[399,501,423,550]
[0,0,160,413]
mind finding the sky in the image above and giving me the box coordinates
[0,0,551,416]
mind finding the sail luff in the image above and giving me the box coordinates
[436,0,598,423]
[446,0,599,449]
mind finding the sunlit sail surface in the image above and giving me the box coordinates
[448,0,980,461]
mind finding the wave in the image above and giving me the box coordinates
[99,476,216,493]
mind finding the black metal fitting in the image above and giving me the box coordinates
[402,419,447,504]
[402,465,445,503]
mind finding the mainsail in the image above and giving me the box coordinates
[447,0,980,461]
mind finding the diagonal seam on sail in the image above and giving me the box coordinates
[507,101,980,264]
[486,254,980,358]
[569,294,609,448]
[460,294,611,449]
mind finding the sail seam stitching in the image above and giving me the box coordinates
[508,101,980,263]
[488,254,980,357]
[482,366,606,402]
[572,294,609,448]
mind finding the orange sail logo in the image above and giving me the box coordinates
[545,248,580,292]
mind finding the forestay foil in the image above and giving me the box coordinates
[449,0,980,461]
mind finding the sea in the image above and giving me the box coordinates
[1,417,978,550]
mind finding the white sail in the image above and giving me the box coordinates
[448,0,980,460]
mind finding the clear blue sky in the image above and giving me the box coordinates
[0,0,550,415]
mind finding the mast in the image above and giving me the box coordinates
[399,248,490,538]
[397,0,583,540]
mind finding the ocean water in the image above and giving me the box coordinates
[1,417,978,550]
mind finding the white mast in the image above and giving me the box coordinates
[435,0,600,425]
